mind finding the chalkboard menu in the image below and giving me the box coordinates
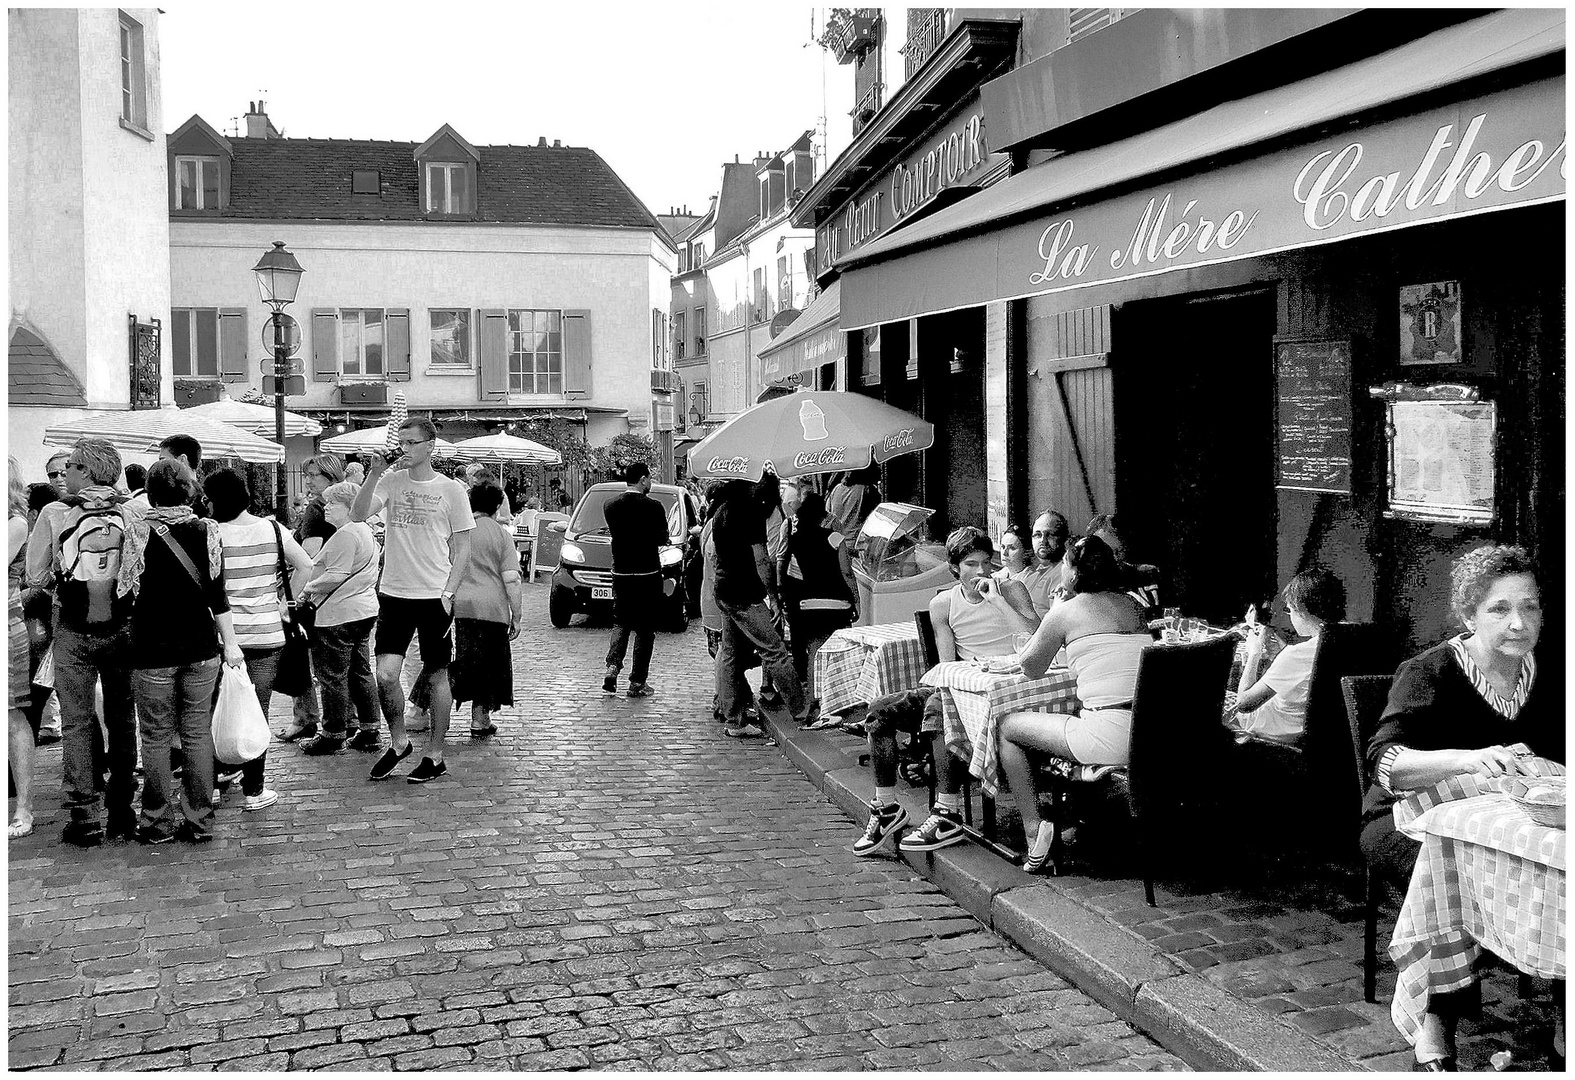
[1274,338,1353,494]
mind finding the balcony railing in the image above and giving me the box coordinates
[821,8,879,64]
[902,8,949,79]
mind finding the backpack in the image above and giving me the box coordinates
[56,506,130,626]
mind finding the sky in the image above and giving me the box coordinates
[158,3,856,222]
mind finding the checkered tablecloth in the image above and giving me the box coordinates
[1388,760,1567,1046]
[812,622,928,718]
[920,661,1081,797]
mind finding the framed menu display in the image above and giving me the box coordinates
[1274,337,1353,494]
[1370,384,1496,525]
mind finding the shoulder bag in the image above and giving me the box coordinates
[271,521,313,698]
[294,537,376,633]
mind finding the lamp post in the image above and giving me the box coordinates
[251,241,304,511]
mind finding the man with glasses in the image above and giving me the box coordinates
[44,452,71,498]
[351,416,472,784]
[26,439,143,846]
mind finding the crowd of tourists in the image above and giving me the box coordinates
[7,416,521,846]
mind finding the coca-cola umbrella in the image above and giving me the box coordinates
[686,390,934,482]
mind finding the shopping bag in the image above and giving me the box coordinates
[32,644,54,690]
[212,664,270,765]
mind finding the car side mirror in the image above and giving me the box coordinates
[548,520,567,534]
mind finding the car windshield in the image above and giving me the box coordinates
[570,489,681,538]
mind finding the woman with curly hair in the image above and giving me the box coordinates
[1359,544,1562,1070]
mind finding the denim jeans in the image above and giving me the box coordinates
[716,599,805,722]
[136,657,220,839]
[311,617,379,736]
[606,575,660,687]
[214,647,276,797]
[53,623,137,829]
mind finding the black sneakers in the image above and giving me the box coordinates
[898,808,967,852]
[368,742,413,781]
[851,801,909,857]
[347,729,382,752]
[406,758,447,784]
[300,733,346,756]
[626,683,654,699]
[602,674,618,695]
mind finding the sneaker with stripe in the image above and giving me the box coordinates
[898,808,966,852]
[851,800,909,857]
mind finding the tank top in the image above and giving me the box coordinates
[946,584,1018,661]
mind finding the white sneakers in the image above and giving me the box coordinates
[244,789,279,812]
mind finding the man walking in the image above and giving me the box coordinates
[602,462,669,698]
[711,479,815,731]
[352,416,472,783]
[25,439,143,846]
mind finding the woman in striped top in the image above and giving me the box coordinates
[204,469,314,812]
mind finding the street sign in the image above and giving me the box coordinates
[263,375,307,397]
[259,356,305,376]
[263,312,302,357]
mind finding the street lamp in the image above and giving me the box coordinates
[252,241,304,511]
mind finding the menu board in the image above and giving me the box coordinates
[1275,338,1353,494]
[1387,400,1496,524]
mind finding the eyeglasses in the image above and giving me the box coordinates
[46,470,65,480]
[398,438,431,448]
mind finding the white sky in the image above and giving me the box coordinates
[158,3,856,221]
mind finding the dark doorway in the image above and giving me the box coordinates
[1113,289,1278,625]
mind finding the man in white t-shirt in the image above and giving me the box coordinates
[352,416,473,783]
[1226,566,1347,745]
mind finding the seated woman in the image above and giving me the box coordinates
[999,535,1150,873]
[1224,565,1346,746]
[991,523,1030,586]
[1360,544,1561,1071]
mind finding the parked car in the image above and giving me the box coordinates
[548,482,701,631]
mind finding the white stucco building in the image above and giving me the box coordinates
[9,7,173,479]
[166,105,674,495]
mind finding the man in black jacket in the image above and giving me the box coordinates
[603,463,670,698]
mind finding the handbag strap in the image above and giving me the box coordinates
[271,520,294,604]
[310,539,377,608]
[153,523,205,592]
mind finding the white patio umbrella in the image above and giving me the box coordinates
[178,390,321,438]
[42,405,285,464]
[318,425,459,459]
[448,432,562,466]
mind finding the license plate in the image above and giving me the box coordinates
[591,586,614,600]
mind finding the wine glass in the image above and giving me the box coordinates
[1162,608,1181,645]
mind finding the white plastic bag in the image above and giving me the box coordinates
[212,664,270,765]
[32,645,54,690]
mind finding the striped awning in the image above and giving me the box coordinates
[43,406,286,464]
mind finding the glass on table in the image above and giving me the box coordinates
[1011,632,1033,658]
[1180,617,1200,642]
[1161,608,1182,645]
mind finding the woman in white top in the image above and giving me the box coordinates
[204,469,314,811]
[1001,535,1151,873]
[297,482,382,756]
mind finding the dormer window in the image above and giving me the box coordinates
[175,156,220,209]
[758,160,787,220]
[425,162,472,214]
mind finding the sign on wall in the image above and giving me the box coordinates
[1274,337,1353,494]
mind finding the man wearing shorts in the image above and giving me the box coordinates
[352,417,473,783]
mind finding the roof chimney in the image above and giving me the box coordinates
[245,99,279,140]
[538,137,547,147]
[553,139,562,148]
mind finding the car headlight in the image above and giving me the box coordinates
[560,542,585,564]
[659,545,683,567]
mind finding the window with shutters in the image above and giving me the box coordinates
[174,156,220,210]
[339,309,385,376]
[1067,8,1126,44]
[507,309,562,394]
[429,309,472,372]
[674,311,686,360]
[693,307,706,356]
[652,309,670,370]
[425,162,472,214]
[170,308,246,380]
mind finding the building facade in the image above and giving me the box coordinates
[9,7,173,478]
[166,104,674,498]
[824,8,1564,656]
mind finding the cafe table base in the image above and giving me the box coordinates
[1389,768,1567,1047]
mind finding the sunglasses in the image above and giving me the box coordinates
[46,470,65,480]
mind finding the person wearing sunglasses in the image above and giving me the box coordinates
[351,416,473,784]
[43,452,70,498]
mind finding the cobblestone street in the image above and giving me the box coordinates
[7,586,1185,1071]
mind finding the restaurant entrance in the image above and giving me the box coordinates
[1114,289,1277,625]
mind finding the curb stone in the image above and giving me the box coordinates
[761,711,1365,1072]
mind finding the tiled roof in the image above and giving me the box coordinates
[9,326,85,406]
[181,137,661,230]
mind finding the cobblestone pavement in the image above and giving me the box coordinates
[7,586,1186,1072]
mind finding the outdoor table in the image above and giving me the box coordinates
[812,622,928,718]
[1388,757,1566,1046]
[920,661,1081,797]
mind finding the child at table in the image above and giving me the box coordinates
[850,527,1038,860]
[1223,566,1346,746]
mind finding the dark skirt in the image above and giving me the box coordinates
[450,618,514,710]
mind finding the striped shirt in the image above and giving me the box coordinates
[215,517,308,651]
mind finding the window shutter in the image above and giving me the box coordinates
[386,309,411,382]
[478,309,509,399]
[563,309,592,395]
[311,309,338,382]
[219,309,248,383]
[172,310,191,377]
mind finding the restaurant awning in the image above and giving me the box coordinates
[758,279,845,384]
[840,9,1565,329]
